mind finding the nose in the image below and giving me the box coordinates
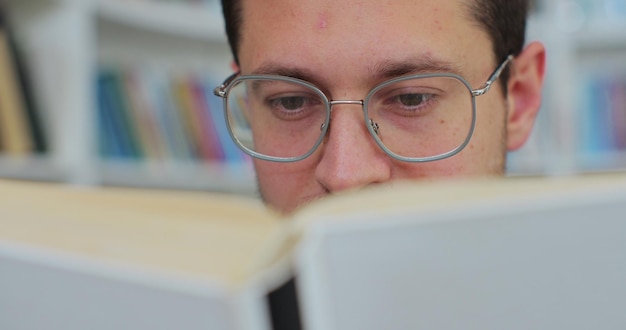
[314,102,391,192]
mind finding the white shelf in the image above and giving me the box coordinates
[574,22,626,51]
[0,155,66,182]
[575,150,626,171]
[509,2,626,176]
[97,0,226,42]
[98,160,257,195]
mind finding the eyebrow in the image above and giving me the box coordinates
[251,65,326,88]
[371,57,463,80]
[249,55,463,88]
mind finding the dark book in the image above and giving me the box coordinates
[0,5,33,155]
[2,7,48,154]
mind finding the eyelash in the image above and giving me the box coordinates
[266,94,323,120]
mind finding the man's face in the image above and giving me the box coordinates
[237,0,512,213]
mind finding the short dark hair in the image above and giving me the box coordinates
[221,0,529,82]
[221,0,242,65]
[466,0,530,84]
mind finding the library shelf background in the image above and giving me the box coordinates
[1,0,626,193]
[508,0,626,176]
[1,0,254,195]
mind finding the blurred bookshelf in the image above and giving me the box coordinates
[507,0,626,176]
[3,0,626,192]
[1,0,256,195]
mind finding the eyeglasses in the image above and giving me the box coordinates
[214,55,513,163]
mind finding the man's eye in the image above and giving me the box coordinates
[396,93,431,107]
[276,96,305,110]
[265,94,323,121]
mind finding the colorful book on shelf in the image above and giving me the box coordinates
[123,69,167,161]
[96,72,121,158]
[149,69,194,161]
[2,174,626,330]
[171,74,204,160]
[97,68,144,160]
[189,75,225,161]
[203,77,249,163]
[134,67,177,161]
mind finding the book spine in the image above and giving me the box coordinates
[0,10,33,156]
[123,69,164,161]
[5,12,47,154]
[202,77,248,163]
[153,70,194,161]
[189,76,224,161]
[96,72,123,158]
[171,74,202,160]
[98,68,138,160]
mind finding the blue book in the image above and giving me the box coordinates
[95,74,117,157]
[97,70,133,159]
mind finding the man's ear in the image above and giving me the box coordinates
[505,41,546,151]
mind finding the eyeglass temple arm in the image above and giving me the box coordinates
[471,55,514,97]
[214,72,240,98]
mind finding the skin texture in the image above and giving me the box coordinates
[234,0,546,213]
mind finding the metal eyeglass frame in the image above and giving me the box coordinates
[214,54,514,163]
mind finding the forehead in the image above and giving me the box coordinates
[237,0,492,85]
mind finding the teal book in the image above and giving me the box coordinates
[96,73,122,158]
[97,68,136,159]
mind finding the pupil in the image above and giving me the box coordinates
[281,97,304,110]
[399,94,424,106]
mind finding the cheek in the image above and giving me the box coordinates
[474,93,508,147]
[255,160,299,192]
[392,158,466,179]
[462,95,508,172]
[254,157,319,210]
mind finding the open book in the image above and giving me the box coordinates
[1,174,625,330]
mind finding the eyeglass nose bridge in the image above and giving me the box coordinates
[328,100,364,107]
[325,99,380,136]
